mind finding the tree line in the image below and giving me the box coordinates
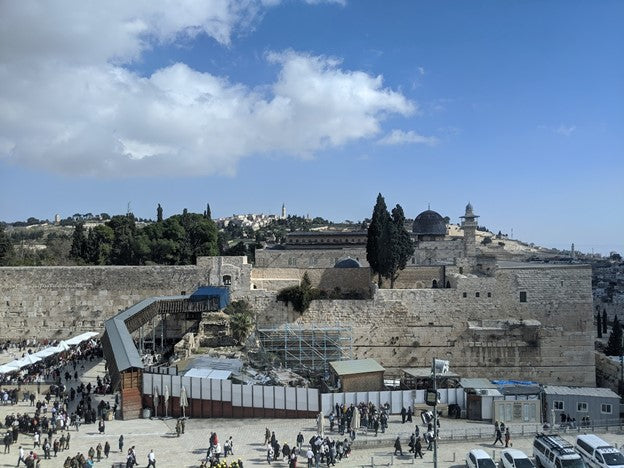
[70,209,218,265]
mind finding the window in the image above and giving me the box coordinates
[462,292,467,298]
[487,292,492,297]
[601,403,612,414]
[519,291,527,302]
[475,292,480,298]
[222,275,232,286]
[577,402,588,412]
[554,401,564,410]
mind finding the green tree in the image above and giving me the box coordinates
[386,204,414,288]
[0,224,14,265]
[276,273,320,313]
[603,309,608,334]
[605,315,623,356]
[108,214,138,264]
[366,193,391,287]
[87,224,114,264]
[157,204,163,223]
[205,203,211,220]
[70,223,87,261]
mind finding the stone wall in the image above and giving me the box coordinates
[595,352,621,394]
[250,264,595,386]
[0,256,250,339]
[251,267,371,295]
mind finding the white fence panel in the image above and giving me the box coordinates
[253,386,264,408]
[321,393,333,415]
[171,375,181,397]
[379,391,391,408]
[222,380,232,402]
[191,377,201,400]
[344,392,356,407]
[242,385,253,407]
[369,391,380,408]
[143,373,153,394]
[391,391,403,413]
[181,376,192,398]
[402,390,414,409]
[296,388,308,411]
[285,387,297,410]
[308,389,319,412]
[356,392,368,405]
[211,379,221,401]
[201,378,211,400]
[231,384,242,407]
[414,389,425,404]
[264,387,274,409]
[274,387,285,409]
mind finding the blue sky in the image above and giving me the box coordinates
[0,1,622,254]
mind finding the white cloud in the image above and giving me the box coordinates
[377,130,437,146]
[555,124,576,137]
[0,2,414,177]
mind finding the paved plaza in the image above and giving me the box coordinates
[1,358,623,467]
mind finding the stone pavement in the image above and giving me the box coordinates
[0,359,622,467]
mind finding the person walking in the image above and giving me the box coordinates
[414,436,424,459]
[394,436,403,456]
[17,445,25,466]
[119,434,124,453]
[104,441,110,458]
[96,443,102,461]
[400,407,407,424]
[504,427,511,448]
[494,427,504,446]
[147,449,156,467]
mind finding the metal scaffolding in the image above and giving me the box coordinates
[256,324,352,376]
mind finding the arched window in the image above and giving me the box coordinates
[446,281,451,288]
[223,275,232,286]
[432,280,438,289]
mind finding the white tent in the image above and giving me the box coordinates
[33,346,61,359]
[64,332,98,346]
[57,341,70,351]
[0,364,19,374]
[13,354,42,368]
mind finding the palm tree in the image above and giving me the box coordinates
[230,312,254,344]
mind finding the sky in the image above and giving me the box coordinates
[0,1,622,255]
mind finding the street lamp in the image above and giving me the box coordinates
[427,358,449,468]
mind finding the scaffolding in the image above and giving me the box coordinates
[256,324,352,376]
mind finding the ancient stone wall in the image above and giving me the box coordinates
[0,256,250,339]
[249,264,595,386]
[251,267,371,294]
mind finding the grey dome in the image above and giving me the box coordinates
[412,210,446,236]
[334,258,361,268]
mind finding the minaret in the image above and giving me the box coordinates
[460,202,479,260]
[281,203,286,219]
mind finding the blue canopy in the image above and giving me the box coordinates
[190,286,230,309]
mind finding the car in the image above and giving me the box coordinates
[500,448,536,468]
[466,448,497,468]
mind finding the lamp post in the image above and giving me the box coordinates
[426,359,449,468]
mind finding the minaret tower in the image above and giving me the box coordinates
[281,203,286,219]
[460,202,479,260]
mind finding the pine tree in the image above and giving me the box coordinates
[205,203,211,220]
[605,315,623,356]
[603,309,608,334]
[366,194,390,287]
[597,312,603,338]
[157,204,163,223]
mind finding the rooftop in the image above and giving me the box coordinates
[330,358,385,376]
[542,386,620,398]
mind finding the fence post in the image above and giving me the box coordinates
[391,454,394,465]
[371,456,375,467]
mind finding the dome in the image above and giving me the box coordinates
[334,258,361,268]
[412,210,447,236]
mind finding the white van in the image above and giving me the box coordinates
[533,433,586,468]
[575,434,624,468]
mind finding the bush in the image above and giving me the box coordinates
[276,273,320,313]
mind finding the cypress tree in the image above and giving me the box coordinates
[70,223,87,261]
[157,203,163,222]
[206,203,212,220]
[386,204,415,288]
[0,224,13,265]
[597,313,603,338]
[366,193,390,287]
[603,309,608,334]
[605,315,623,356]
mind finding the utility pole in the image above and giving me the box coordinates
[432,357,438,468]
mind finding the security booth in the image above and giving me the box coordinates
[460,378,503,421]
[329,358,385,392]
[542,386,621,426]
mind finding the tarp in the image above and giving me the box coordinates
[190,286,230,309]
[0,364,19,374]
[32,346,60,359]
[491,380,538,386]
[184,368,232,380]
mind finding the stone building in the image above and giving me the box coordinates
[0,204,596,386]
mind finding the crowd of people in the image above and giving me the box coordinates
[201,431,244,467]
